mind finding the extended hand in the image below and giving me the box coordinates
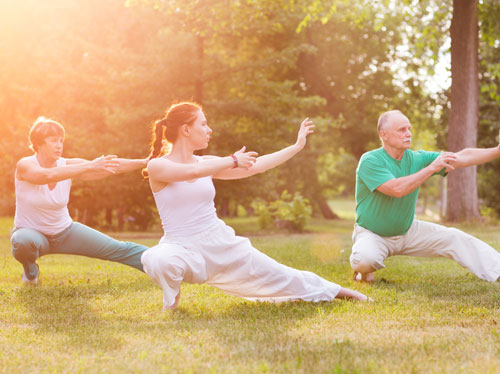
[234,146,258,169]
[296,118,314,149]
[91,155,120,173]
[431,152,457,173]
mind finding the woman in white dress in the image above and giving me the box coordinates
[141,102,369,309]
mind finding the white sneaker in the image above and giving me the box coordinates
[21,264,39,285]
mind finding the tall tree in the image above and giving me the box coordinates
[400,0,490,221]
[476,0,500,217]
[446,0,480,221]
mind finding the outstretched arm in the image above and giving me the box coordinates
[451,130,500,169]
[212,118,314,180]
[449,130,500,168]
[376,153,456,198]
[377,129,500,198]
[72,157,149,181]
[148,148,258,184]
[452,147,500,168]
[16,156,119,185]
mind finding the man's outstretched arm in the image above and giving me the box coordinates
[376,153,456,198]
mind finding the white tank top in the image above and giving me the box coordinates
[153,167,218,239]
[14,155,73,235]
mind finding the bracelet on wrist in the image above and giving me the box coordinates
[230,154,238,168]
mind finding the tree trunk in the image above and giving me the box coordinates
[194,35,204,158]
[194,35,204,104]
[106,208,113,230]
[219,198,230,217]
[117,207,124,231]
[440,177,447,219]
[446,0,481,222]
[298,28,336,116]
[297,28,341,220]
[315,195,340,220]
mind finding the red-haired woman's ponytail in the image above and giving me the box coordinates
[150,118,167,160]
[142,118,167,178]
[143,101,202,178]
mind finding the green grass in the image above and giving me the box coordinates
[1,215,500,373]
[0,216,14,237]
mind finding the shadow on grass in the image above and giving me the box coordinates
[371,258,500,308]
[14,276,336,347]
[134,298,359,364]
[14,278,150,349]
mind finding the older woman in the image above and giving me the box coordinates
[11,117,149,284]
[141,102,370,310]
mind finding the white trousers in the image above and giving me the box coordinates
[141,219,341,309]
[350,219,500,282]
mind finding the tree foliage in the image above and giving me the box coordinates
[2,0,497,227]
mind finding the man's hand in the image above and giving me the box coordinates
[430,152,457,173]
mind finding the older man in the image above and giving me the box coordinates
[350,110,500,282]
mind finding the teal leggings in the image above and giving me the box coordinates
[11,222,147,280]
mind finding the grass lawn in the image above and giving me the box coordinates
[1,213,500,373]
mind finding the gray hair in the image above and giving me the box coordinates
[377,110,404,132]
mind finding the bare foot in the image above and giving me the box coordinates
[353,271,375,283]
[169,291,181,310]
[163,291,181,311]
[21,264,40,285]
[336,288,372,301]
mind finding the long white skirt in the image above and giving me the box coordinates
[141,219,341,309]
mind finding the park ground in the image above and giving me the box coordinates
[1,200,499,373]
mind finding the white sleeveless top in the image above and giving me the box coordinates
[14,155,73,235]
[153,165,218,239]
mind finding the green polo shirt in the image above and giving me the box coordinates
[355,147,446,237]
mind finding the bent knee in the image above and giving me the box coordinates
[141,247,169,272]
[351,260,377,273]
[141,245,188,281]
[140,247,156,267]
[11,232,33,257]
[350,250,384,272]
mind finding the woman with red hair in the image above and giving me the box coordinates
[141,102,370,309]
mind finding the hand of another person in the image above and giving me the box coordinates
[233,146,258,169]
[91,155,120,173]
[295,118,314,149]
[431,152,457,173]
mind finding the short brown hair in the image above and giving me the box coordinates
[29,117,65,152]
